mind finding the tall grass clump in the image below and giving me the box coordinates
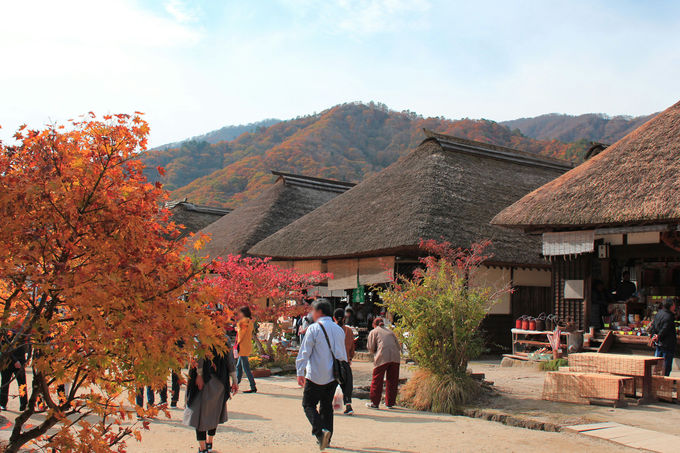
[381,239,509,413]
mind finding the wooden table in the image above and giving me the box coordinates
[569,353,664,403]
[511,328,571,356]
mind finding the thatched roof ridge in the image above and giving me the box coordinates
[166,199,232,215]
[271,171,355,193]
[423,130,573,171]
[492,100,680,231]
[167,199,231,238]
[196,171,354,259]
[248,134,570,265]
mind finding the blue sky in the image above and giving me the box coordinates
[1,0,679,146]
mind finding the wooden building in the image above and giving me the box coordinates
[249,132,572,348]
[493,100,680,339]
[196,171,354,259]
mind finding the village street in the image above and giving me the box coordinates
[1,360,677,452]
[120,361,646,453]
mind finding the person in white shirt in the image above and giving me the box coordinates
[296,299,348,451]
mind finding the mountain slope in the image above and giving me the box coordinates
[152,119,280,151]
[143,103,586,208]
[501,113,655,143]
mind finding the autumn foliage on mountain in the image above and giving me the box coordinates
[142,102,642,209]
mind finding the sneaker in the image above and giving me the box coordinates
[206,442,212,452]
[318,429,332,451]
[385,405,396,410]
[343,404,354,415]
[0,406,6,411]
[243,388,257,394]
[365,403,379,409]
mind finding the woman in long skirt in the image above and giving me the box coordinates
[183,349,238,453]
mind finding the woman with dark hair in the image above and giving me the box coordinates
[235,306,257,393]
[183,348,238,453]
[333,307,355,415]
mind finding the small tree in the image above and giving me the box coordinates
[207,255,331,358]
[0,115,223,452]
[381,239,510,412]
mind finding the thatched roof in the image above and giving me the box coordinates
[167,199,232,238]
[492,100,679,231]
[196,171,354,259]
[248,132,571,266]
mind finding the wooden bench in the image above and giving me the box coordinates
[543,371,633,407]
[652,376,678,403]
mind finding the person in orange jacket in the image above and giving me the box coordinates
[235,306,257,393]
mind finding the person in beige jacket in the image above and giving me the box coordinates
[366,317,401,409]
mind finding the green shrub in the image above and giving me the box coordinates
[381,240,509,411]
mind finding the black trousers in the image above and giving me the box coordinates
[341,367,353,405]
[0,366,27,409]
[302,380,337,437]
[159,372,181,404]
[137,371,181,406]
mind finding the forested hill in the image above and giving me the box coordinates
[151,119,280,151]
[500,112,655,143]
[142,103,590,208]
[142,102,647,209]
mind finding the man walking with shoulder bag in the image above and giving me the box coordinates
[296,299,348,451]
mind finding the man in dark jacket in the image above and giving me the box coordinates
[649,298,677,376]
[0,333,30,411]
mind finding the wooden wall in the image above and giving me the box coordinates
[552,254,591,330]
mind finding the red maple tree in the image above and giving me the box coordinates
[0,114,224,452]
[206,255,331,356]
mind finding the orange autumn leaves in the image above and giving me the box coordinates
[0,114,223,452]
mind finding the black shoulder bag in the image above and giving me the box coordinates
[318,323,350,386]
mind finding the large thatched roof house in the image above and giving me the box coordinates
[166,199,231,238]
[249,133,572,347]
[196,171,354,260]
[250,131,571,266]
[493,101,679,230]
[492,100,679,334]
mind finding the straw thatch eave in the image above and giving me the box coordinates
[492,100,680,231]
[248,135,570,266]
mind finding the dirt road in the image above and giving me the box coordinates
[124,369,636,453]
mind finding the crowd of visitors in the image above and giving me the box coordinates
[0,300,401,453]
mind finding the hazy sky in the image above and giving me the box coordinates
[2,0,679,146]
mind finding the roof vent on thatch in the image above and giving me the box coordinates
[584,142,609,160]
[273,171,356,193]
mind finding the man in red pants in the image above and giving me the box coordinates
[366,317,401,409]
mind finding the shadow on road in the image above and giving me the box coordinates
[329,446,418,453]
